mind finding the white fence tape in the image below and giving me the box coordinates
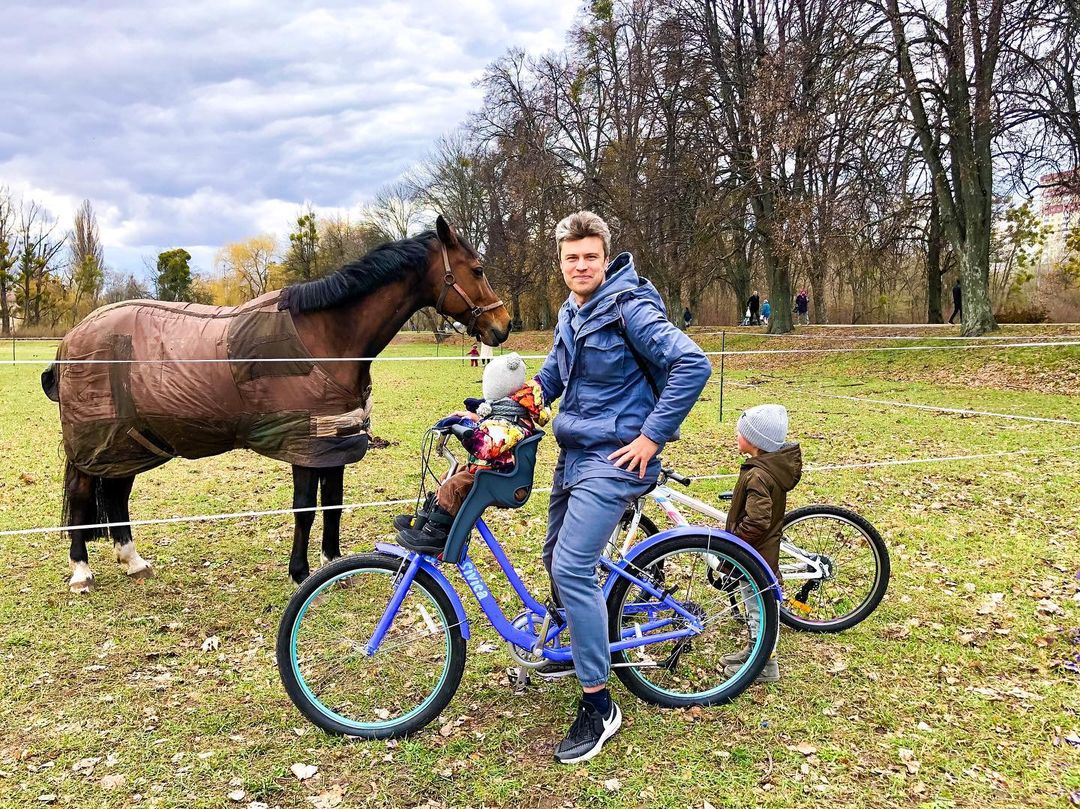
[4,443,1078,537]
[5,339,1079,366]
[725,379,1080,426]
[806,392,1080,426]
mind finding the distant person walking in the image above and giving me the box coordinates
[682,307,693,330]
[761,299,771,326]
[747,290,761,326]
[949,280,962,325]
[479,341,494,366]
[795,290,809,325]
[468,342,480,367]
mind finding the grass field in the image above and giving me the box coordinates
[1,326,1078,808]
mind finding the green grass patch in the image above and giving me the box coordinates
[0,331,1077,807]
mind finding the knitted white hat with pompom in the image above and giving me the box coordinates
[481,352,527,402]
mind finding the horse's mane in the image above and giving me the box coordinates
[278,231,438,314]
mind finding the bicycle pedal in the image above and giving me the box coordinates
[786,598,813,616]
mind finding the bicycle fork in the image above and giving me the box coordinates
[364,555,423,656]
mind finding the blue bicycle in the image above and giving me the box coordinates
[276,426,780,739]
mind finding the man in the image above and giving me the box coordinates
[533,211,711,763]
[747,290,760,325]
[795,289,809,325]
[949,280,962,325]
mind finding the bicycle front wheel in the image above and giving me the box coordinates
[276,553,466,739]
[607,534,779,708]
[778,505,890,632]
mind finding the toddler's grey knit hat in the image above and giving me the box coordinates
[737,404,788,453]
[482,352,527,402]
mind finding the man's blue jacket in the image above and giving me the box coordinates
[535,253,712,486]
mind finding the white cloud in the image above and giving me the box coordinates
[0,0,581,278]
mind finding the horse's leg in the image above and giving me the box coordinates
[103,475,154,579]
[289,465,319,584]
[64,462,99,593]
[319,466,345,566]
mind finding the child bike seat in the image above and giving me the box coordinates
[441,431,544,564]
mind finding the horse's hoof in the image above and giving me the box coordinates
[128,563,155,580]
[69,576,96,594]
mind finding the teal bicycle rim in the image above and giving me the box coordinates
[290,568,453,734]
[623,550,768,699]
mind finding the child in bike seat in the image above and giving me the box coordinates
[723,403,802,683]
[397,352,549,551]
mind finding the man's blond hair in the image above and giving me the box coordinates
[555,211,611,258]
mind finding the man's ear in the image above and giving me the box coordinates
[436,214,458,247]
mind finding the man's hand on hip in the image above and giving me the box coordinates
[608,435,660,479]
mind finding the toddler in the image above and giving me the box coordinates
[397,353,548,551]
[722,403,802,682]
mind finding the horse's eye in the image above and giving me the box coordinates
[472,266,485,277]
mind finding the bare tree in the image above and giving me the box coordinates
[15,200,65,327]
[68,199,105,324]
[409,134,490,251]
[368,181,424,241]
[883,0,1010,334]
[0,188,17,336]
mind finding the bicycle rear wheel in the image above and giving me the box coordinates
[276,553,466,739]
[607,534,779,707]
[778,505,889,632]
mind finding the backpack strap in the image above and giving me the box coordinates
[614,303,660,400]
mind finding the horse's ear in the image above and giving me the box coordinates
[436,215,459,247]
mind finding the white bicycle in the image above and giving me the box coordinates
[615,466,890,633]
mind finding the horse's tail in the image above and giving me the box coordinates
[61,460,110,539]
[41,363,59,402]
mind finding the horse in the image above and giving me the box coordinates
[41,215,510,592]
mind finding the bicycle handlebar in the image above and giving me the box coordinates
[449,423,476,443]
[660,466,692,486]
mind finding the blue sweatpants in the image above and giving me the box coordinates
[542,473,654,688]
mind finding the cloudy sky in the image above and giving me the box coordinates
[0,1,582,277]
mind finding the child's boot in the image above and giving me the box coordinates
[398,503,455,555]
[394,493,437,533]
[721,645,753,666]
[756,655,780,683]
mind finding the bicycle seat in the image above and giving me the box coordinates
[441,431,544,564]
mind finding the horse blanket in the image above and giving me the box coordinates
[47,291,371,477]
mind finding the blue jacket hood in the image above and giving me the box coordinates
[565,252,664,336]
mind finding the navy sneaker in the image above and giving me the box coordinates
[553,699,622,764]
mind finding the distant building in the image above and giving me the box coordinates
[1037,169,1080,260]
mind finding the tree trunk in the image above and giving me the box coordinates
[727,233,752,323]
[511,291,522,333]
[763,245,793,334]
[926,193,944,323]
[958,228,996,335]
[807,253,828,324]
[926,244,943,323]
[0,276,9,337]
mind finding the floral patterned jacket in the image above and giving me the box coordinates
[462,381,550,471]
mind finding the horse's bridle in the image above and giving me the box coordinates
[434,242,504,336]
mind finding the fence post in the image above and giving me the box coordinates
[719,330,725,423]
